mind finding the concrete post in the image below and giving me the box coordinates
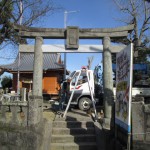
[33,37,43,96]
[20,88,26,101]
[103,36,113,128]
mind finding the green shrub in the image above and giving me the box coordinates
[1,76,12,90]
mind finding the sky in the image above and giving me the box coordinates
[0,0,125,80]
[43,0,124,72]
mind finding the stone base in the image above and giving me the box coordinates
[28,95,43,126]
[132,141,150,150]
[94,121,115,150]
[103,118,111,129]
[0,119,52,150]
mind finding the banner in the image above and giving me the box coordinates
[115,44,133,133]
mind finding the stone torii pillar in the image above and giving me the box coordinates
[28,36,43,126]
[103,36,113,129]
[33,36,43,96]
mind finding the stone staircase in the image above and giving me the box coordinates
[50,110,98,150]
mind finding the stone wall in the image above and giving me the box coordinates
[132,96,150,150]
[0,94,52,150]
[114,96,150,150]
[0,95,43,127]
[0,89,4,95]
[0,119,52,150]
[0,98,28,126]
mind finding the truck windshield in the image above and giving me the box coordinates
[71,71,90,86]
[68,71,76,79]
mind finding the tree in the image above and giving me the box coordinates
[1,76,12,90]
[113,0,150,63]
[0,0,61,46]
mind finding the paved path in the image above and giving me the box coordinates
[55,108,94,121]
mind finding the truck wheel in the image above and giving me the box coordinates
[78,97,92,111]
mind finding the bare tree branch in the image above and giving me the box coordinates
[113,0,150,64]
[113,0,150,48]
[139,1,150,44]
[113,17,132,24]
[0,0,62,46]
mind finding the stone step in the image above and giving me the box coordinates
[52,127,95,135]
[51,142,97,150]
[53,121,94,128]
[55,110,93,122]
[55,116,93,122]
[51,134,96,143]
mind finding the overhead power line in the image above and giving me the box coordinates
[0,57,15,60]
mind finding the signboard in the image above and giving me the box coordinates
[66,26,79,49]
[115,44,133,133]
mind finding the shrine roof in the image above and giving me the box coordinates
[0,52,64,72]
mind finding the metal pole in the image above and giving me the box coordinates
[64,10,79,80]
[64,53,67,80]
[86,70,98,121]
[64,10,67,28]
[17,53,20,95]
[127,133,131,150]
[127,43,133,150]
[63,71,81,118]
[64,11,67,80]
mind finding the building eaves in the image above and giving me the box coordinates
[0,53,64,72]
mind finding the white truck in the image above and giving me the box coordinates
[62,65,150,111]
[62,67,103,111]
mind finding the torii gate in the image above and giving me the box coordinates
[14,24,134,128]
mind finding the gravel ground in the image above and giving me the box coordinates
[43,111,56,121]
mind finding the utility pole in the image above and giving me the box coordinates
[87,56,94,69]
[17,0,23,95]
[64,10,79,80]
[19,0,23,25]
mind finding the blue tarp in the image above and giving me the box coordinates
[112,64,147,71]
